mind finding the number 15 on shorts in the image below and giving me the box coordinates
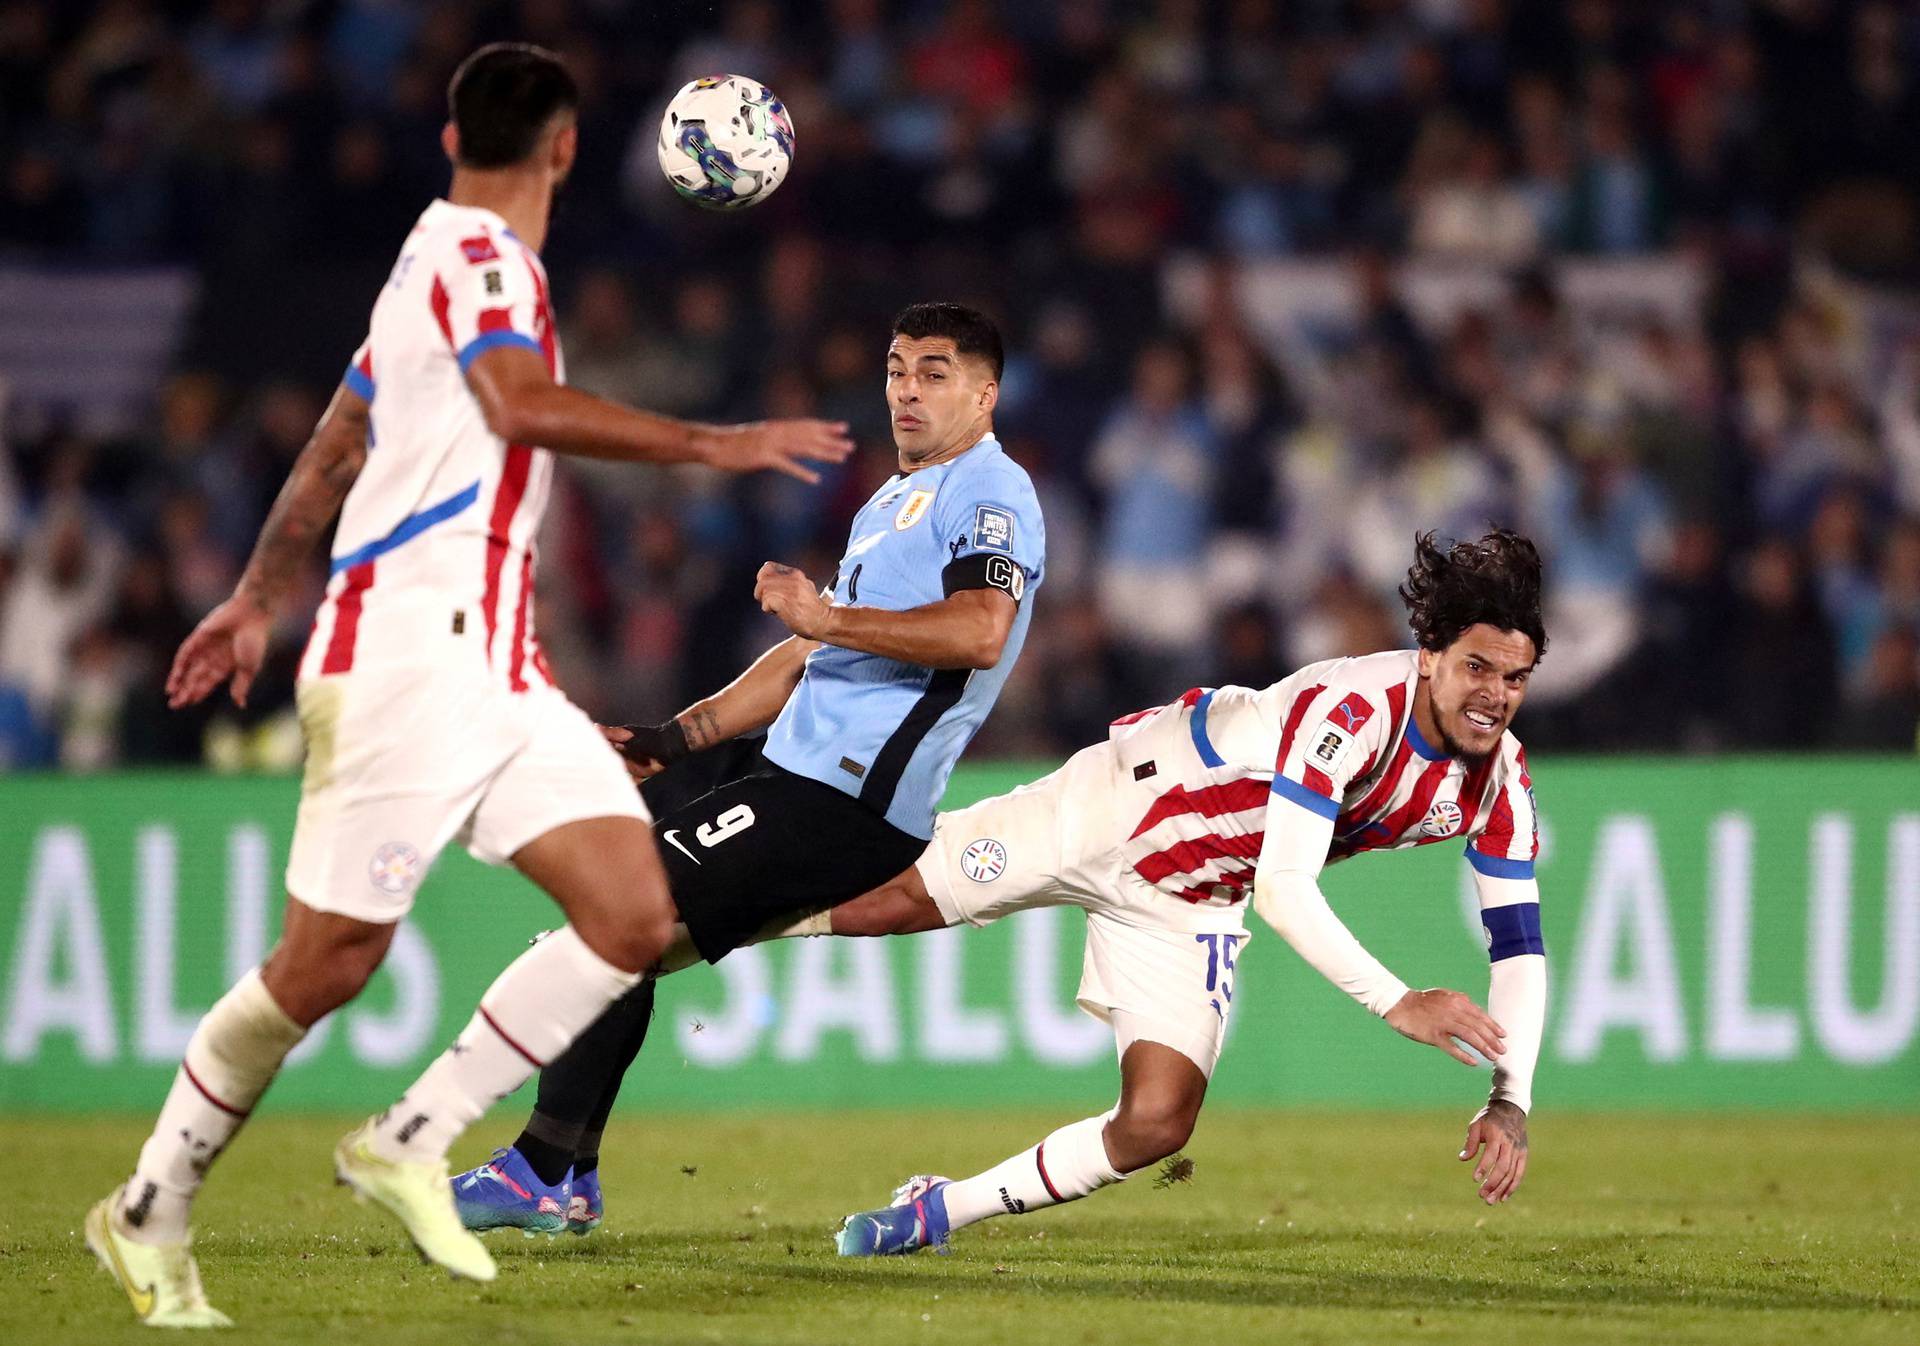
[1196,933,1240,1021]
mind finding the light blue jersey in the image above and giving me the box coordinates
[764,434,1044,838]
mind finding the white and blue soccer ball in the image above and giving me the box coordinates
[656,74,794,210]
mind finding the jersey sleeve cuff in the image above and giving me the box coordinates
[1467,848,1535,880]
[343,364,375,402]
[456,329,543,373]
[1271,773,1339,820]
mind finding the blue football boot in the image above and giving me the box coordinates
[566,1167,602,1236]
[835,1174,952,1256]
[451,1146,569,1237]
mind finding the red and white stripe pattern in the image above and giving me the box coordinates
[298,201,560,688]
[1112,651,1536,909]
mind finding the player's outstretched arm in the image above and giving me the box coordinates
[754,563,1016,670]
[165,383,371,709]
[1251,856,1505,1064]
[602,636,817,780]
[465,346,851,481]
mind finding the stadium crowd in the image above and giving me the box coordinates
[4,0,1920,769]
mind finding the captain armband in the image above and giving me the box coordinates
[942,552,1027,604]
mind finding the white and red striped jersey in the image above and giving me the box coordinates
[1108,650,1538,912]
[299,199,560,689]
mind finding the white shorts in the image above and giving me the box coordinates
[918,744,1249,1077]
[285,659,648,923]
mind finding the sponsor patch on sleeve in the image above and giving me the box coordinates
[972,505,1015,553]
[1308,722,1355,774]
[460,234,501,264]
[483,268,504,295]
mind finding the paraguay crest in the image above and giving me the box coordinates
[1421,799,1464,838]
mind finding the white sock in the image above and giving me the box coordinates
[368,925,639,1163]
[940,1110,1131,1230]
[121,968,306,1244]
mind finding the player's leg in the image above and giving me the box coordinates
[823,866,951,936]
[838,913,1238,1255]
[541,882,925,1236]
[338,687,669,1274]
[458,761,925,1234]
[351,814,667,1161]
[88,660,482,1326]
[457,741,762,1227]
[336,814,667,1274]
[87,899,397,1326]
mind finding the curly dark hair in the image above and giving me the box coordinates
[1399,529,1548,658]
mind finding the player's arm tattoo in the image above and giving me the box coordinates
[677,706,723,752]
[236,390,370,612]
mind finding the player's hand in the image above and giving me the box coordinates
[1460,1099,1528,1204]
[705,419,853,484]
[600,723,663,783]
[602,719,688,783]
[166,591,273,710]
[755,562,837,640]
[1384,987,1505,1067]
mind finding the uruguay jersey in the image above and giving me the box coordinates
[764,434,1044,838]
[299,199,560,689]
[1108,651,1539,927]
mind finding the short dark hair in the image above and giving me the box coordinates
[1400,528,1549,659]
[891,303,1004,380]
[447,43,578,169]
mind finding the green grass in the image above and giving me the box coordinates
[2,1111,1914,1345]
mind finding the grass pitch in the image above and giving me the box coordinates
[3,1110,1913,1345]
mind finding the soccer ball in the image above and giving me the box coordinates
[657,74,795,210]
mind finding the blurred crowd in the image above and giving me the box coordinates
[5,0,1920,770]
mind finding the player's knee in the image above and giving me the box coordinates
[568,898,672,975]
[1109,1100,1197,1167]
[261,939,382,1025]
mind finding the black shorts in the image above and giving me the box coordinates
[638,739,926,962]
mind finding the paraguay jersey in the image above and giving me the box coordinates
[1107,650,1538,910]
[298,200,560,689]
[764,435,1044,839]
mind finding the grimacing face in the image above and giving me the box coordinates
[885,335,997,467]
[1417,623,1538,761]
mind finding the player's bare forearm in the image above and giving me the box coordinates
[235,385,370,614]
[680,636,817,748]
[606,638,813,778]
[756,563,1014,670]
[486,377,715,465]
[466,346,849,480]
[816,590,1014,670]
